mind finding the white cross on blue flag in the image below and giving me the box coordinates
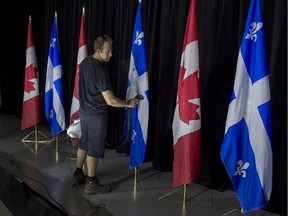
[220,0,272,213]
[45,14,66,138]
[126,0,149,169]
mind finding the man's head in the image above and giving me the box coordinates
[94,35,113,62]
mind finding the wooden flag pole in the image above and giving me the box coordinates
[55,135,59,162]
[35,124,38,152]
[183,184,187,205]
[133,182,137,201]
[134,167,137,187]
[181,184,189,213]
[133,167,145,191]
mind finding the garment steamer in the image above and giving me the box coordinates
[117,94,144,155]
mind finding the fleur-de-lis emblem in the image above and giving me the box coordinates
[134,31,144,45]
[234,160,250,178]
[49,110,53,119]
[50,38,56,47]
[131,130,137,143]
[245,22,263,42]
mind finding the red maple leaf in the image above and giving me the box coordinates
[24,64,37,93]
[178,66,200,124]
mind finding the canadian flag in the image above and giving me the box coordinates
[172,0,201,187]
[21,16,41,130]
[69,8,87,145]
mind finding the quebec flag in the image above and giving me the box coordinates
[220,0,272,213]
[126,0,149,169]
[45,13,66,138]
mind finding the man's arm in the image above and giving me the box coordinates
[102,90,137,108]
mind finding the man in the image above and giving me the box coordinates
[72,35,138,194]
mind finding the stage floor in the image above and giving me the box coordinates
[0,114,281,216]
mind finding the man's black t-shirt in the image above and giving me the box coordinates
[79,56,112,115]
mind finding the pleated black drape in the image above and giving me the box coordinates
[0,0,286,214]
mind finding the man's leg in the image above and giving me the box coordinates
[71,148,87,186]
[86,155,98,177]
[76,148,87,168]
[84,156,111,194]
[84,152,111,195]
[83,115,110,194]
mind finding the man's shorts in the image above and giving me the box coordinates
[79,113,108,158]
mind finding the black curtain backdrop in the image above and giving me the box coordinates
[0,0,286,214]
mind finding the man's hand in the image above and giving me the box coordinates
[127,98,139,108]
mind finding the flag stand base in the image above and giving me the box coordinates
[66,151,77,160]
[221,208,242,216]
[22,125,54,154]
[158,184,214,213]
[133,167,145,191]
[132,167,145,202]
[51,134,77,163]
[158,184,187,211]
[158,187,182,200]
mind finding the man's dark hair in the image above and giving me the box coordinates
[94,35,113,52]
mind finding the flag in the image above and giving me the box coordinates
[69,8,87,145]
[45,13,66,138]
[172,0,201,188]
[21,16,41,130]
[220,0,272,213]
[126,0,149,169]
